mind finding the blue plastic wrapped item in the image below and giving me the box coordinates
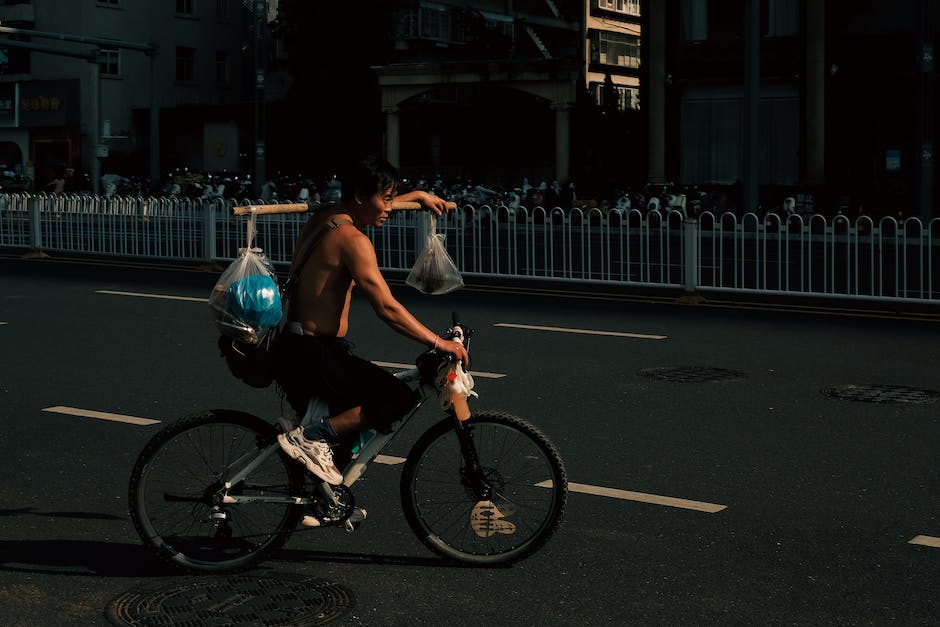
[209,246,283,344]
[228,274,282,331]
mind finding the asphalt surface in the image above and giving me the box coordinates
[1,254,939,626]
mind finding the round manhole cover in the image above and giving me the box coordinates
[107,573,356,626]
[638,366,745,383]
[821,384,940,404]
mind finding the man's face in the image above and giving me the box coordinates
[362,185,396,227]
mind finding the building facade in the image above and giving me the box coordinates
[0,0,255,192]
[649,0,937,219]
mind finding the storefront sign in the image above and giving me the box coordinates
[19,79,79,127]
[0,82,17,128]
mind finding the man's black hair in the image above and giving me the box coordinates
[340,156,400,201]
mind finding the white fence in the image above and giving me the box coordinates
[1,193,938,303]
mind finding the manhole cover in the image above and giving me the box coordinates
[821,384,940,404]
[638,366,745,383]
[107,573,356,626]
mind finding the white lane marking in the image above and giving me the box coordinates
[94,292,510,378]
[96,289,206,303]
[42,405,726,512]
[0,322,7,325]
[43,405,161,426]
[909,535,940,549]
[495,323,667,340]
[375,454,407,465]
[537,480,726,513]
[372,360,506,379]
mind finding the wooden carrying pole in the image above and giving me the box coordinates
[231,201,457,216]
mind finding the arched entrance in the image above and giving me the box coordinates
[377,60,578,186]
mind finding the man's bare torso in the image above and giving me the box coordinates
[289,213,356,337]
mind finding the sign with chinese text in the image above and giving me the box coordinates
[19,79,79,127]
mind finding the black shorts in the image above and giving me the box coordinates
[274,332,418,433]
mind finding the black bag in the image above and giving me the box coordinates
[216,217,351,388]
[218,332,278,388]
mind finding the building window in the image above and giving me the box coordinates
[99,47,120,76]
[591,82,639,111]
[176,0,195,16]
[592,31,640,69]
[417,5,451,41]
[600,0,641,17]
[216,0,229,20]
[215,51,229,83]
[175,46,196,81]
[681,0,799,42]
[680,87,798,185]
[765,0,798,36]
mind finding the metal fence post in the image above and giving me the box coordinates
[203,199,218,263]
[23,195,50,259]
[680,217,704,303]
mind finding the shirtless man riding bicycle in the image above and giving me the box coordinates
[273,156,469,524]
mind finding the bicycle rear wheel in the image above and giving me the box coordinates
[401,410,567,565]
[129,409,304,573]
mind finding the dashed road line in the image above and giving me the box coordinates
[96,290,508,377]
[375,454,407,465]
[47,404,725,514]
[372,360,505,379]
[43,405,161,426]
[537,480,727,513]
[909,535,940,549]
[495,322,667,340]
[96,289,206,303]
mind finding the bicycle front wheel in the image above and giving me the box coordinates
[401,410,567,565]
[129,409,304,573]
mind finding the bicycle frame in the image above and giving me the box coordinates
[211,362,491,509]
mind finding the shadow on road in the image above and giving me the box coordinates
[0,539,174,577]
[0,537,470,579]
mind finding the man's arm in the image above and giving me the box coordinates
[342,230,468,364]
[393,190,449,215]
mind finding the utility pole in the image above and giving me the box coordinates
[919,0,935,220]
[253,0,267,198]
[743,0,760,215]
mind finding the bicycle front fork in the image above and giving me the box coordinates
[452,413,493,501]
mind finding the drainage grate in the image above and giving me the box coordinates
[638,366,745,383]
[821,384,940,404]
[107,573,356,626]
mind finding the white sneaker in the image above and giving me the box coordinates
[277,426,343,485]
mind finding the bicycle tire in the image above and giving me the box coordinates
[129,409,304,573]
[400,410,567,565]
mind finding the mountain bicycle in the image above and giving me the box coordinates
[128,203,568,573]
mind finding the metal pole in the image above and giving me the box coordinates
[150,52,160,192]
[90,54,101,195]
[253,0,267,198]
[919,0,935,221]
[743,0,760,214]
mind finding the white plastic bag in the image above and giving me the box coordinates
[208,213,282,344]
[434,359,478,411]
[406,214,464,295]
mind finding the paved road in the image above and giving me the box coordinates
[1,256,939,626]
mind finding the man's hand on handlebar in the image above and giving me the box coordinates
[437,337,469,368]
